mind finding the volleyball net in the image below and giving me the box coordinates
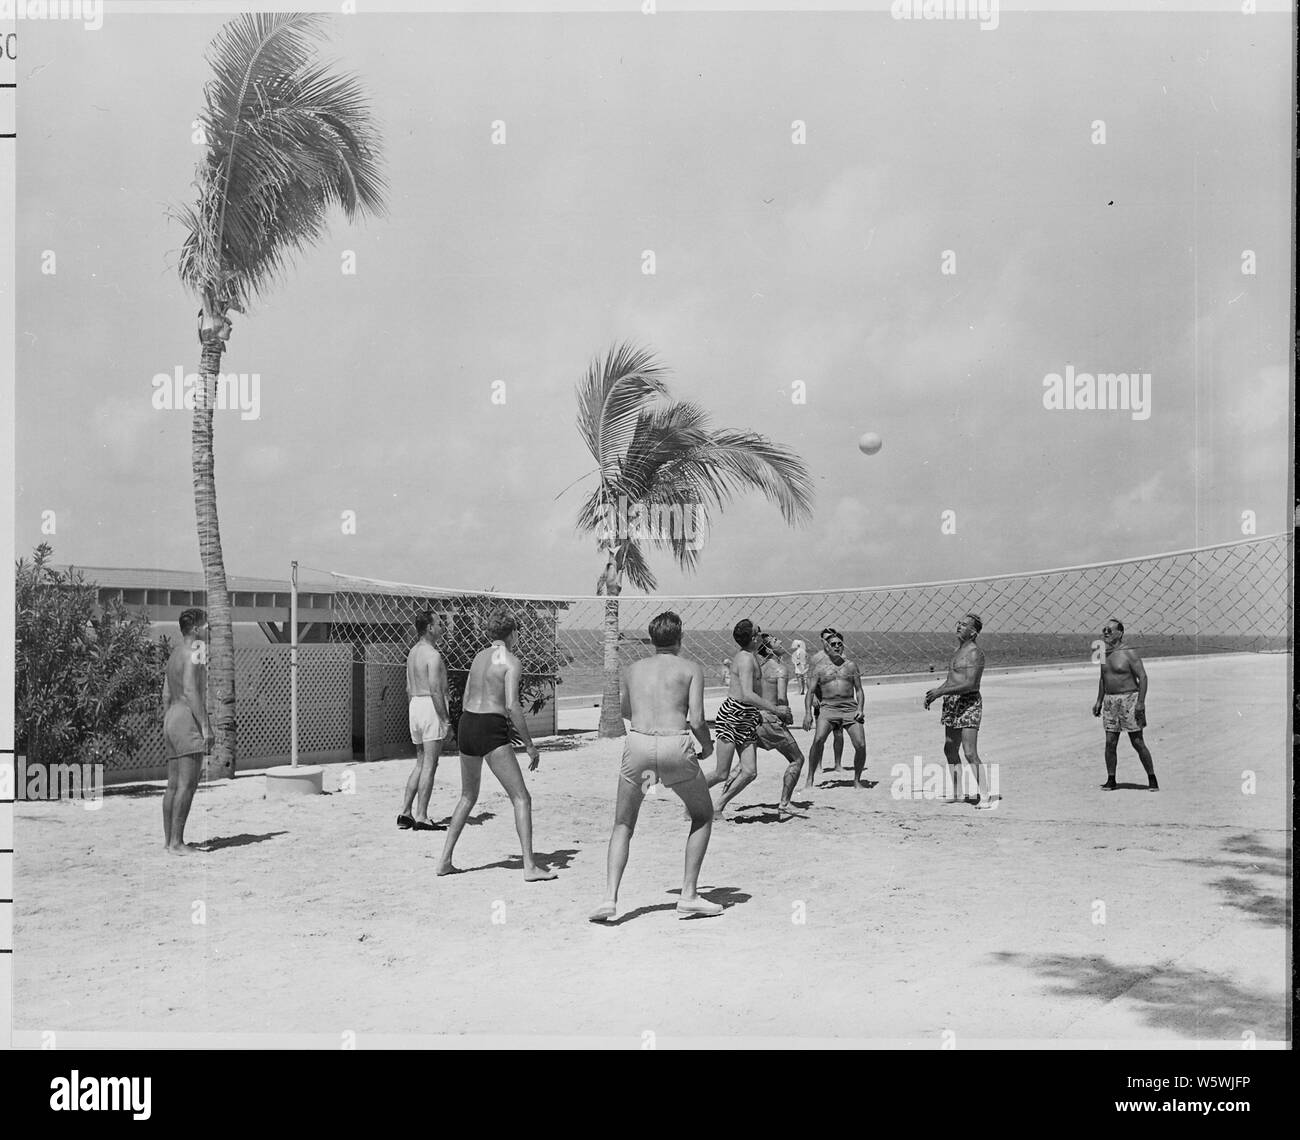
[321,532,1291,697]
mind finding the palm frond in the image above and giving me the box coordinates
[574,342,671,485]
[662,430,816,529]
[174,12,387,312]
[619,540,658,593]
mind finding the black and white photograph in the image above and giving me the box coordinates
[0,0,1293,1085]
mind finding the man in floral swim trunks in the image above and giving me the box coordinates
[924,613,996,809]
[1092,618,1157,791]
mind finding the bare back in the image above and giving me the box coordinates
[406,640,437,698]
[165,642,204,712]
[462,644,518,714]
[623,653,702,733]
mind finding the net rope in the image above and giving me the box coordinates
[322,532,1291,693]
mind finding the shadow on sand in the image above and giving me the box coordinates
[989,951,1287,1040]
[197,831,288,851]
[727,800,812,824]
[1173,831,1289,929]
[454,847,580,875]
[605,885,753,925]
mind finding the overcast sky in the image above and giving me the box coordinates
[15,9,1292,597]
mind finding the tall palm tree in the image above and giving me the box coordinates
[173,13,385,776]
[574,342,815,738]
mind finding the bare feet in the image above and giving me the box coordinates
[676,896,723,919]
[974,795,1001,810]
[166,842,200,856]
[588,902,617,923]
[524,865,558,881]
[434,860,460,876]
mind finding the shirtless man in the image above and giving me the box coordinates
[396,610,450,831]
[589,611,722,922]
[733,633,806,818]
[803,631,867,787]
[807,628,846,770]
[160,608,212,855]
[435,610,557,880]
[924,613,994,809]
[1093,618,1157,791]
[710,619,788,818]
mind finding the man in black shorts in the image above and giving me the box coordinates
[436,610,557,880]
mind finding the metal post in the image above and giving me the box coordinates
[290,560,299,767]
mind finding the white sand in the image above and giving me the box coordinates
[12,654,1289,1046]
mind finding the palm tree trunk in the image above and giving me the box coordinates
[598,594,625,739]
[192,326,236,779]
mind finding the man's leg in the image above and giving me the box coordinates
[413,739,442,824]
[672,772,719,912]
[1129,731,1157,789]
[591,773,644,920]
[778,741,806,811]
[435,754,482,875]
[964,728,995,808]
[831,725,844,770]
[846,721,868,788]
[708,739,736,788]
[163,759,178,847]
[1101,731,1120,789]
[942,726,964,802]
[167,754,203,854]
[807,718,833,786]
[715,743,758,815]
[485,744,557,880]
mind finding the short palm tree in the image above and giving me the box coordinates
[574,342,815,737]
[173,12,385,776]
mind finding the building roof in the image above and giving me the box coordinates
[55,566,296,594]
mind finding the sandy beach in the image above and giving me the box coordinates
[12,654,1289,1046]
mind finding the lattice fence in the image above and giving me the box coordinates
[107,644,352,783]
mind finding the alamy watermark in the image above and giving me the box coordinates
[7,756,104,809]
[0,0,103,31]
[152,366,262,420]
[891,0,999,31]
[596,494,706,551]
[1042,366,1151,421]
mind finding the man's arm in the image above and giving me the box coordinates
[1093,662,1105,715]
[688,663,712,759]
[504,655,539,769]
[852,663,864,717]
[430,649,450,725]
[1131,651,1148,707]
[620,667,631,721]
[184,656,211,741]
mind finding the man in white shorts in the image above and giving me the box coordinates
[397,609,451,831]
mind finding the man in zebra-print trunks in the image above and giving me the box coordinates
[710,618,789,818]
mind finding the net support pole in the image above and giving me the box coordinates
[290,560,299,767]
